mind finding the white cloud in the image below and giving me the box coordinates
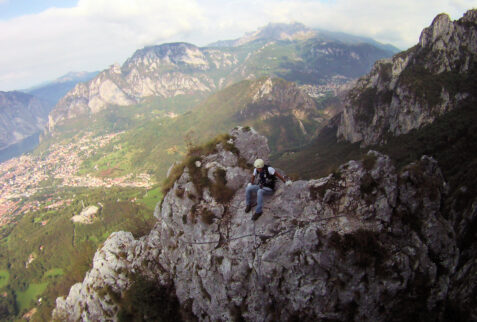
[0,0,475,90]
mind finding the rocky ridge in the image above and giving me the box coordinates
[48,43,236,130]
[337,9,477,146]
[53,127,474,321]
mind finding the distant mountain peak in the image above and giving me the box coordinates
[0,91,51,152]
[215,22,317,47]
[207,22,398,52]
[55,71,97,84]
[125,42,208,71]
[130,42,200,60]
[48,23,396,131]
[251,21,313,38]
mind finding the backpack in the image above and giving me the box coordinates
[259,165,277,189]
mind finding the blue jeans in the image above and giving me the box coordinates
[246,184,273,213]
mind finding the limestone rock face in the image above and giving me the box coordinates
[243,78,318,123]
[53,230,169,321]
[337,9,477,146]
[71,205,100,224]
[48,43,237,130]
[53,128,471,321]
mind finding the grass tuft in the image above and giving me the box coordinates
[162,163,186,195]
[362,153,377,171]
[175,188,185,198]
[200,209,216,225]
[162,133,240,203]
[210,168,235,204]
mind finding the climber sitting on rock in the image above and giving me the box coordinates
[245,158,289,220]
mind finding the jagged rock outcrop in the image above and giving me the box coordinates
[53,127,473,321]
[337,9,477,146]
[0,91,52,150]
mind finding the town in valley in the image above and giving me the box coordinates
[0,132,152,228]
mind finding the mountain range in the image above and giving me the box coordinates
[47,23,396,131]
[0,91,50,152]
[208,22,400,53]
[0,72,98,161]
[50,9,477,321]
[25,71,99,106]
[0,22,399,320]
[1,12,477,321]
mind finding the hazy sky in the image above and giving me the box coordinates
[0,0,474,91]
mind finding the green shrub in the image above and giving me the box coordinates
[309,184,328,200]
[398,64,443,107]
[328,229,389,276]
[200,209,216,225]
[210,168,235,204]
[185,156,210,197]
[360,173,378,204]
[188,134,238,158]
[378,62,393,83]
[353,87,377,124]
[175,188,185,198]
[362,153,377,171]
[162,133,240,199]
[0,288,18,319]
[117,275,182,322]
[161,163,185,195]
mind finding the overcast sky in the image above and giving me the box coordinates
[0,0,474,91]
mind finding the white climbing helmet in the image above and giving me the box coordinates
[254,158,264,169]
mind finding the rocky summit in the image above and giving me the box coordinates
[337,9,477,146]
[52,127,473,321]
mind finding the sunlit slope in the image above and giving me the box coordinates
[82,77,338,182]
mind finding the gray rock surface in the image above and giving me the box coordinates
[337,9,477,146]
[53,128,469,321]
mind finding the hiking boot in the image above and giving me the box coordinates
[252,211,262,221]
[245,202,256,213]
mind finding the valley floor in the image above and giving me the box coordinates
[0,132,153,228]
